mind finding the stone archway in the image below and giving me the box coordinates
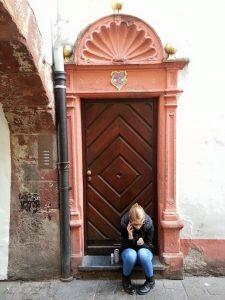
[65,14,188,278]
[0,0,60,279]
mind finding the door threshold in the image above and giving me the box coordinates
[78,255,166,271]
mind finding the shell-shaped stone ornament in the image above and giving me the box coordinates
[81,21,158,64]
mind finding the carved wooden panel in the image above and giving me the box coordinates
[83,100,157,254]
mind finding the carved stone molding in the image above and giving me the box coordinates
[74,14,164,65]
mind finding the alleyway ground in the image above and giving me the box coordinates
[0,276,225,300]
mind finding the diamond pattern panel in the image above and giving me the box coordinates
[100,155,140,194]
[84,100,156,253]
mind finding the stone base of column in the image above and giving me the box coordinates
[71,254,83,270]
[160,210,184,278]
[162,252,184,279]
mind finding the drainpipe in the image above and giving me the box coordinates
[53,0,72,281]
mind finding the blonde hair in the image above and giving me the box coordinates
[129,203,146,223]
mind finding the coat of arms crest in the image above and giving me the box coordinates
[111,71,127,91]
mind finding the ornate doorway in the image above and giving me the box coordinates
[65,14,188,277]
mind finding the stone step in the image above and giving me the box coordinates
[76,255,167,279]
[78,255,166,271]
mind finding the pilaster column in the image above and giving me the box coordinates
[67,95,84,268]
[160,93,184,278]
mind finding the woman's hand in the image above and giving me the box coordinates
[137,238,144,246]
[127,222,134,239]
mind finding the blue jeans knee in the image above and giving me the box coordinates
[137,248,153,277]
[121,248,137,276]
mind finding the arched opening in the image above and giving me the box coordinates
[65,14,188,278]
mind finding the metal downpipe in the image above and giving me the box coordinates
[54,71,72,281]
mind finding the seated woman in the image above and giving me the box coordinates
[120,203,155,295]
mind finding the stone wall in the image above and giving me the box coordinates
[0,0,60,279]
[5,108,60,280]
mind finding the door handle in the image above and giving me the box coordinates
[87,169,92,181]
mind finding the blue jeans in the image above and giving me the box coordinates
[121,248,153,277]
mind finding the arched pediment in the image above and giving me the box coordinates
[74,14,165,65]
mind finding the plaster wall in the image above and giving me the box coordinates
[0,104,11,279]
[30,0,225,239]
[28,0,57,65]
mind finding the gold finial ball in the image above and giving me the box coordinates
[165,43,177,56]
[112,0,123,13]
[63,44,73,58]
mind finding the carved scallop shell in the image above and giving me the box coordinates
[80,21,158,64]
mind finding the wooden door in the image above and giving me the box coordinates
[83,99,157,255]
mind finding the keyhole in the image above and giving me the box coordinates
[116,172,122,179]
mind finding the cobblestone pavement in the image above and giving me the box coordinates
[0,277,225,300]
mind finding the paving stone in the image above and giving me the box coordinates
[182,277,204,288]
[95,280,135,299]
[182,277,211,299]
[163,279,184,290]
[95,280,118,294]
[0,281,23,300]
[198,277,225,295]
[206,287,225,295]
[182,287,211,300]
[21,281,51,300]
[94,294,136,300]
[0,281,20,292]
[207,296,225,300]
[49,279,98,300]
[183,276,225,299]
[164,288,188,300]
[94,280,136,300]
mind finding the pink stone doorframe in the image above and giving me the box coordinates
[65,14,189,278]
